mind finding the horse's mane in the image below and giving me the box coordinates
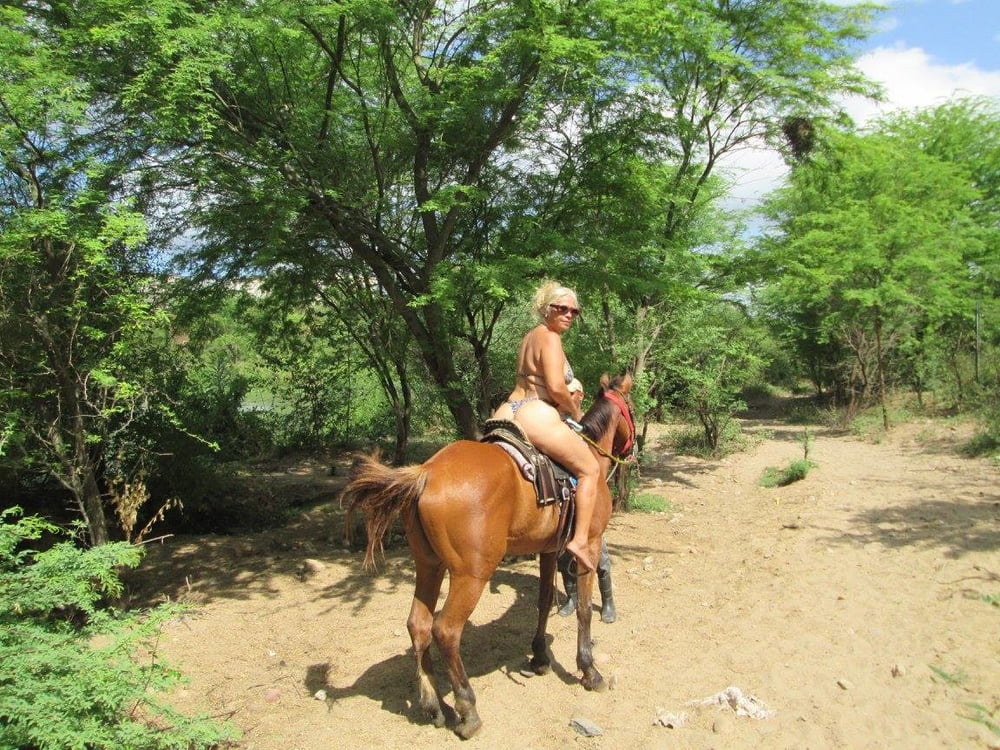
[579,374,628,443]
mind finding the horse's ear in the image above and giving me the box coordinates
[621,372,633,394]
[599,373,611,389]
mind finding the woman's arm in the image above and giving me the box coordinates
[538,330,580,419]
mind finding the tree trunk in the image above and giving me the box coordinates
[874,313,890,431]
[79,468,110,546]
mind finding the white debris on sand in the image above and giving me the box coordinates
[653,708,689,728]
[692,686,775,719]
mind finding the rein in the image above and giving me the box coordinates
[577,388,636,468]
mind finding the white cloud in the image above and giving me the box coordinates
[723,44,1000,212]
[845,44,1000,126]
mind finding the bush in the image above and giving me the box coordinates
[0,507,237,750]
[964,384,1000,460]
[667,420,759,458]
[627,493,672,513]
[759,459,816,488]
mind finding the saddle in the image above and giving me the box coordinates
[481,419,577,508]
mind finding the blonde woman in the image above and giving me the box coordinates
[492,281,599,573]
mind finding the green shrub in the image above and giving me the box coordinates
[668,420,750,458]
[759,459,816,488]
[627,493,672,513]
[962,431,1000,459]
[0,507,237,750]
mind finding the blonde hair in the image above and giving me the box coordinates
[531,280,578,321]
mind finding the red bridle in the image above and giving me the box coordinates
[603,389,636,457]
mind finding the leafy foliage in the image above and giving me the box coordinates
[659,300,769,451]
[759,459,816,488]
[0,507,236,749]
[627,493,672,514]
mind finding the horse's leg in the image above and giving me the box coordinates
[574,569,607,692]
[530,552,557,674]
[433,573,489,739]
[408,559,447,727]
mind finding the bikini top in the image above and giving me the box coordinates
[518,360,574,388]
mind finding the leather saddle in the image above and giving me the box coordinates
[481,419,576,508]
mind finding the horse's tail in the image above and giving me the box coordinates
[340,451,428,571]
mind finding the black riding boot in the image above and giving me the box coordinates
[598,567,617,623]
[558,569,577,617]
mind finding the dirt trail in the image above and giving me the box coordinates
[133,417,1000,749]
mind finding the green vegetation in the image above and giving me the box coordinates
[627,494,673,514]
[961,703,1000,738]
[759,459,816,488]
[0,508,237,749]
[1,1,996,538]
[930,664,968,686]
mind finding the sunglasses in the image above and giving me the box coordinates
[549,303,581,318]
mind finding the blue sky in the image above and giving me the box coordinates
[845,0,1000,123]
[865,0,1000,70]
[726,0,1000,209]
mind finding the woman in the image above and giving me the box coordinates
[492,281,600,573]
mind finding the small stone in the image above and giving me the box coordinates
[313,689,327,701]
[263,688,281,703]
[569,717,603,737]
[891,664,906,678]
[302,558,325,573]
[836,678,853,690]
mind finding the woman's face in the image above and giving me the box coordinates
[545,294,580,332]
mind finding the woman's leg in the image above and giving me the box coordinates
[564,466,599,572]
[516,403,600,572]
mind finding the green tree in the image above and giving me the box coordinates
[98,0,613,438]
[659,299,768,451]
[601,0,882,375]
[0,5,179,544]
[88,0,881,441]
[879,98,1000,397]
[755,127,982,427]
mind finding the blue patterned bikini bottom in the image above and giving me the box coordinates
[507,396,539,415]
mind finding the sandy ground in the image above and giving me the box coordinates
[130,414,1000,749]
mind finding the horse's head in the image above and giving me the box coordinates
[582,372,636,460]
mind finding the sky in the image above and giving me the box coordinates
[726,0,1000,212]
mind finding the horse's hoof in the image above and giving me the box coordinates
[529,656,551,676]
[581,671,607,693]
[418,702,445,728]
[454,716,483,740]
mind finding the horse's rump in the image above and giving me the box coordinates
[420,441,565,558]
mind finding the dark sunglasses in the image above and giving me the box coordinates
[549,303,581,318]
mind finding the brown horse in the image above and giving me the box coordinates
[342,373,635,739]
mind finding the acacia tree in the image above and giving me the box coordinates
[85,0,620,439]
[595,0,882,376]
[879,98,1000,397]
[77,0,881,441]
[755,127,983,427]
[0,4,175,544]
